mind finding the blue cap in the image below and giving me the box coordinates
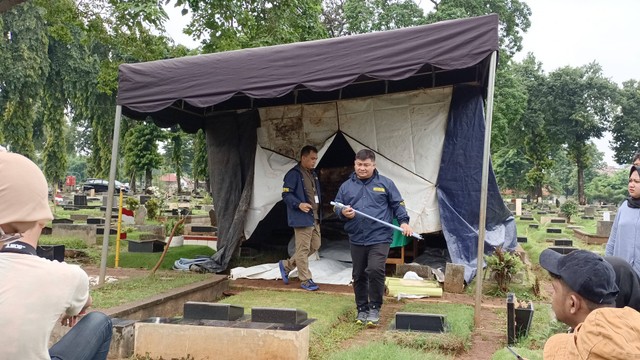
[539,249,619,304]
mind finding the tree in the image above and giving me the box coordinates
[123,121,165,190]
[610,80,640,164]
[322,0,426,37]
[585,169,629,205]
[544,63,617,204]
[425,0,531,58]
[0,1,49,158]
[176,0,328,52]
[504,53,557,199]
[192,129,209,192]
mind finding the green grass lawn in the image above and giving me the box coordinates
[91,272,212,309]
[108,245,215,270]
[328,342,452,360]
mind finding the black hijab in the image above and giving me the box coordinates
[627,165,640,209]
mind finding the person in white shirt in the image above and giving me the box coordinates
[0,151,112,360]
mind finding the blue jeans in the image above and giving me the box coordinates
[49,312,113,360]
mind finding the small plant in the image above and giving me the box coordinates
[145,198,160,220]
[560,200,579,223]
[486,247,524,294]
[165,218,184,237]
[125,197,139,212]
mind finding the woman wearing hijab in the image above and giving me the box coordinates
[605,165,640,277]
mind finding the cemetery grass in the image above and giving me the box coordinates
[327,342,452,360]
[91,272,212,309]
[107,245,215,270]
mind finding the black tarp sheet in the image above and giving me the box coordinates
[437,85,517,282]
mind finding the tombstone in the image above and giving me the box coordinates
[597,220,614,237]
[515,199,523,216]
[251,307,308,325]
[549,246,577,255]
[581,215,594,220]
[553,239,573,247]
[138,195,151,205]
[603,211,611,222]
[87,218,105,225]
[528,224,539,229]
[546,228,562,234]
[36,245,65,262]
[517,236,527,243]
[73,195,88,206]
[102,195,120,207]
[134,206,147,225]
[520,216,534,221]
[443,263,465,293]
[128,239,165,253]
[394,313,446,332]
[52,218,74,224]
[584,207,596,216]
[70,214,89,222]
[507,293,517,345]
[183,302,244,321]
[550,218,566,224]
[209,209,218,227]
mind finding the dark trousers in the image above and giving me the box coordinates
[350,242,390,311]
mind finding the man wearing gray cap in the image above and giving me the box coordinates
[539,249,640,359]
[0,152,112,360]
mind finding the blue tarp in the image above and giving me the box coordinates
[437,85,517,283]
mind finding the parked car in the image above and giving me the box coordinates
[82,178,130,194]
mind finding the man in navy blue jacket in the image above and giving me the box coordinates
[335,149,413,325]
[279,145,322,291]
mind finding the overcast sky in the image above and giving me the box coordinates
[164,0,639,165]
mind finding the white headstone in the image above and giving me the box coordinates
[603,211,611,222]
[134,206,147,225]
[515,199,523,216]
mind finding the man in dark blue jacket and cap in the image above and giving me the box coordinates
[335,149,413,326]
[279,145,322,291]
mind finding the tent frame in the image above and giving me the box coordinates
[99,18,499,327]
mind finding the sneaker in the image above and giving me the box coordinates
[301,280,319,291]
[355,310,368,325]
[278,261,289,285]
[366,308,380,326]
[308,279,319,289]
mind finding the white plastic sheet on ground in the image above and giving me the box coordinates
[230,258,352,285]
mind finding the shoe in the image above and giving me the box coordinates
[366,308,380,326]
[308,279,319,289]
[278,261,289,285]
[301,280,319,291]
[355,310,369,325]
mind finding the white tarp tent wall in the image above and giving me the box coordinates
[248,87,451,238]
[100,14,515,286]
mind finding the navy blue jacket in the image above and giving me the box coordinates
[282,164,322,228]
[334,170,409,246]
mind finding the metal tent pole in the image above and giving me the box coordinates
[474,51,498,327]
[99,105,123,285]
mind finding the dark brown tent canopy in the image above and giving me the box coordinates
[117,14,498,126]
